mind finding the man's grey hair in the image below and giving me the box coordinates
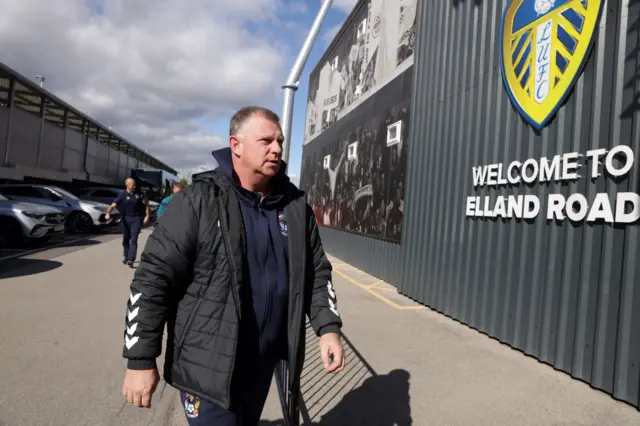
[229,106,280,136]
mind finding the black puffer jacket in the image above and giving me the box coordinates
[121,164,342,410]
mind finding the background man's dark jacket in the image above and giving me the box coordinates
[121,161,342,410]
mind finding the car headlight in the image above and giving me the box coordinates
[21,211,46,219]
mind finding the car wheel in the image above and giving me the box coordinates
[66,211,94,234]
[0,216,24,248]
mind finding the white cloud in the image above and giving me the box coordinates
[331,0,358,14]
[323,24,343,47]
[0,0,304,175]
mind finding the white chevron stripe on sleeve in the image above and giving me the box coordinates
[327,281,336,299]
[127,307,139,321]
[329,298,340,317]
[125,335,139,350]
[126,323,138,336]
[129,292,142,305]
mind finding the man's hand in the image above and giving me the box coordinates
[105,213,111,221]
[122,368,160,408]
[319,332,345,374]
[143,215,150,224]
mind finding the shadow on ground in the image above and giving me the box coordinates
[0,259,63,279]
[265,324,412,426]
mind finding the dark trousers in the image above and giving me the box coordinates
[180,358,277,426]
[121,216,142,262]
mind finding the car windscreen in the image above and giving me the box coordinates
[49,187,80,200]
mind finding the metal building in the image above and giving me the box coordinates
[0,62,177,186]
[300,0,640,411]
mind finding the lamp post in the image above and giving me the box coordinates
[33,75,46,88]
[280,0,334,170]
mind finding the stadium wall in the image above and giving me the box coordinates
[302,0,640,411]
[300,0,417,284]
[400,0,640,410]
[0,63,175,187]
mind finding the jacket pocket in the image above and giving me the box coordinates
[175,297,203,360]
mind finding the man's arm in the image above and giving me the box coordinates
[142,198,151,222]
[305,204,342,337]
[106,191,124,217]
[123,190,199,369]
[304,204,344,373]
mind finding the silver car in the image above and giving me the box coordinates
[73,186,158,221]
[0,193,66,246]
[0,184,117,234]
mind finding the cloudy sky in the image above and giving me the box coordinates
[0,0,356,184]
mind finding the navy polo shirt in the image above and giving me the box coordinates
[114,190,146,218]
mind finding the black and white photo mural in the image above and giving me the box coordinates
[304,0,417,143]
[301,95,411,243]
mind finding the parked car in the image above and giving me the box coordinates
[0,193,67,246]
[0,184,118,234]
[73,186,159,222]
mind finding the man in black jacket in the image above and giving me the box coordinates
[121,106,344,425]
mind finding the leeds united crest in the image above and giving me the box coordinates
[500,0,604,129]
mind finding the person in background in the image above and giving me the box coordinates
[105,178,150,268]
[157,182,184,218]
[120,106,344,425]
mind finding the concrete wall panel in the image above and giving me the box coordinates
[62,148,84,173]
[8,108,40,167]
[65,129,84,152]
[39,122,65,170]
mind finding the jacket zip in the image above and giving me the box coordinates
[258,202,273,355]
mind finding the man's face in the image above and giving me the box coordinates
[126,179,136,192]
[231,114,284,178]
[173,185,182,194]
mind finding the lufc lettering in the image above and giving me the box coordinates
[535,20,552,104]
[466,144,640,224]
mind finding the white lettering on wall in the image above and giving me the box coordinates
[467,144,639,225]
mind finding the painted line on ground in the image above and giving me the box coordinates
[332,268,425,311]
[363,280,382,289]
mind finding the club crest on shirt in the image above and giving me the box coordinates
[183,393,200,418]
[278,213,288,236]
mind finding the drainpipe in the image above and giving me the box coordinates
[280,0,333,169]
[3,79,15,167]
[82,119,90,181]
[36,96,46,168]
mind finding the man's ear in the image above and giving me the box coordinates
[229,135,242,156]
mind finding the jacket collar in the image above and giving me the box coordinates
[192,147,303,209]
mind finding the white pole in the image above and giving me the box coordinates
[280,0,334,170]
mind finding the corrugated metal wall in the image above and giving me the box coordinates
[320,227,403,284]
[400,0,640,409]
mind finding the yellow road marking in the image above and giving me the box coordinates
[363,280,381,289]
[333,268,425,311]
